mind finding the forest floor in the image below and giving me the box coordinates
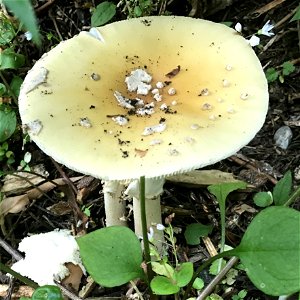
[0,0,299,299]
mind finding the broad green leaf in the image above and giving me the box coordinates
[282,61,295,76]
[291,5,300,22]
[0,48,25,70]
[174,262,193,287]
[273,170,292,206]
[31,285,63,300]
[91,2,116,27]
[0,105,17,142]
[265,67,279,83]
[134,6,143,17]
[184,223,213,245]
[151,261,174,278]
[10,76,23,98]
[3,0,40,45]
[192,277,204,290]
[77,226,144,287]
[253,191,273,207]
[232,206,300,296]
[0,14,16,45]
[150,276,179,295]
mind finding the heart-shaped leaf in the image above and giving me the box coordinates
[232,206,300,296]
[77,226,144,287]
[0,105,16,142]
[184,223,213,245]
[150,276,179,295]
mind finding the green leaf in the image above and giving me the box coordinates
[77,226,144,287]
[233,206,300,296]
[273,170,292,206]
[192,277,204,290]
[0,48,25,70]
[208,182,247,208]
[31,285,63,300]
[0,14,16,46]
[91,2,116,27]
[3,0,40,46]
[151,261,174,278]
[174,262,193,287]
[265,67,279,83]
[150,276,179,295]
[209,258,226,275]
[184,223,213,245]
[0,83,7,96]
[290,5,300,22]
[0,105,17,142]
[134,6,143,17]
[253,191,273,207]
[10,76,23,98]
[281,61,295,76]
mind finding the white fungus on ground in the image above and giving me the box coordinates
[142,122,167,136]
[125,69,152,95]
[11,229,85,286]
[151,88,159,94]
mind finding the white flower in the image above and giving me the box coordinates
[24,31,32,41]
[234,22,242,33]
[258,20,274,37]
[156,224,165,231]
[247,35,260,47]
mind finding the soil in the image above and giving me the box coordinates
[0,0,299,299]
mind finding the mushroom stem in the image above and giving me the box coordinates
[103,181,127,226]
[126,178,165,253]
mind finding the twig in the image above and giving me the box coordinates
[36,0,57,14]
[196,257,239,300]
[274,7,299,29]
[0,237,23,261]
[51,158,78,195]
[54,280,83,300]
[229,155,278,185]
[48,9,64,41]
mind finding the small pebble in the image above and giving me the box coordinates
[274,125,293,150]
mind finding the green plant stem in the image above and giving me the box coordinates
[139,176,155,282]
[0,70,18,105]
[0,262,39,289]
[183,250,235,300]
[284,185,300,207]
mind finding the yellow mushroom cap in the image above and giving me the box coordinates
[19,16,268,181]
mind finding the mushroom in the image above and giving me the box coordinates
[19,16,268,248]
